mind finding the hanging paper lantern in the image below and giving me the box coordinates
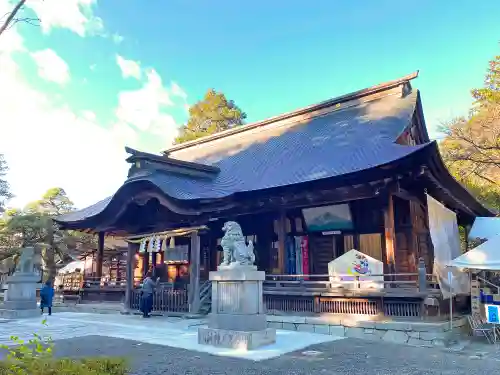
[169,236,175,249]
[162,237,169,252]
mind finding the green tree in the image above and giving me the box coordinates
[0,188,95,281]
[0,154,13,210]
[471,47,500,107]
[174,89,247,144]
[440,46,500,212]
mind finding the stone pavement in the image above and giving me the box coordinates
[1,312,499,374]
[0,312,342,361]
[42,335,500,374]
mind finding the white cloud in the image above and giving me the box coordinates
[170,82,187,99]
[116,55,141,79]
[0,26,127,209]
[112,122,138,148]
[111,33,124,44]
[31,49,70,84]
[0,7,183,208]
[26,0,103,37]
[115,69,178,137]
[82,110,96,121]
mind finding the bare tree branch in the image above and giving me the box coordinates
[0,0,40,37]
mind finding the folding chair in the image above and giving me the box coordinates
[468,313,498,344]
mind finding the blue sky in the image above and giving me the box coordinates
[0,0,499,209]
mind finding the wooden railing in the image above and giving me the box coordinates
[263,272,434,292]
[263,272,438,318]
[130,286,189,313]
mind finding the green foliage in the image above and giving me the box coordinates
[174,89,247,144]
[0,188,95,280]
[0,154,13,210]
[439,45,500,213]
[471,48,500,107]
[0,320,127,375]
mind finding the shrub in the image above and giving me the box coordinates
[0,319,128,375]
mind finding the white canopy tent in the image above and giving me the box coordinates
[57,260,85,274]
[449,234,500,270]
[469,217,500,241]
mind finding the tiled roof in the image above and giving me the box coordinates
[146,90,425,200]
[57,80,426,224]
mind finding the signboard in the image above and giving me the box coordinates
[486,304,500,324]
[328,249,383,289]
[322,231,342,236]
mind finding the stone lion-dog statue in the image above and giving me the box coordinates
[219,221,255,268]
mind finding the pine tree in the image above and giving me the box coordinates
[174,89,246,144]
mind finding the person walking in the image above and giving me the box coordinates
[140,272,159,318]
[40,280,54,316]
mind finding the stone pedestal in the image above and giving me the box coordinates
[198,266,276,350]
[0,248,41,319]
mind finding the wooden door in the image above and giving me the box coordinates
[309,234,337,276]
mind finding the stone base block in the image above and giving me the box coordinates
[210,313,267,331]
[198,327,276,350]
[2,300,37,310]
[0,308,40,319]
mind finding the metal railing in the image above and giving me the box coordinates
[477,275,500,294]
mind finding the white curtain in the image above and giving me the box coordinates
[427,194,470,299]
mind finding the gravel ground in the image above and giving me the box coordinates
[41,335,499,375]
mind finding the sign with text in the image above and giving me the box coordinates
[486,304,500,324]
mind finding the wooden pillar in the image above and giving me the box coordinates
[123,241,138,313]
[417,257,427,292]
[151,252,157,277]
[142,252,149,277]
[189,233,201,314]
[383,195,397,277]
[408,201,420,272]
[96,232,105,279]
[277,211,287,274]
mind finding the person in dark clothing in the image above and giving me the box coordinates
[139,272,159,318]
[40,280,54,315]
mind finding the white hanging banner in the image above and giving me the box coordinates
[427,194,470,299]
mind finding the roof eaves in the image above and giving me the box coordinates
[125,147,220,174]
[163,71,419,155]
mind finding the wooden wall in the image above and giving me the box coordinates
[199,191,435,277]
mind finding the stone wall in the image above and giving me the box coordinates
[266,315,467,347]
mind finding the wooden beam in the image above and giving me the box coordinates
[189,232,201,313]
[383,195,396,276]
[393,187,424,206]
[277,210,287,274]
[96,232,105,279]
